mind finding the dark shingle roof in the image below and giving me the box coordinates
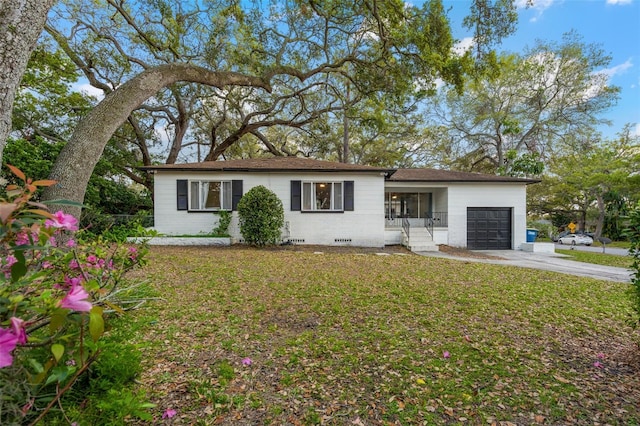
[140,157,539,183]
[140,157,392,173]
[389,168,539,184]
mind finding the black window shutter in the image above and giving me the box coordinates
[232,180,243,211]
[291,180,301,211]
[177,180,188,210]
[344,181,354,211]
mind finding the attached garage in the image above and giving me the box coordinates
[467,207,512,250]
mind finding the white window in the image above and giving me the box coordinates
[189,181,232,210]
[302,182,343,211]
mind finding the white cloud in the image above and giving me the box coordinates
[598,58,633,80]
[606,0,632,5]
[453,37,474,57]
[71,83,105,100]
[516,0,557,22]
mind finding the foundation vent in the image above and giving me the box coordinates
[289,238,305,243]
[334,238,352,243]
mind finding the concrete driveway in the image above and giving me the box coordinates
[417,249,634,283]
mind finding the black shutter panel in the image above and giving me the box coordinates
[291,180,301,211]
[344,181,354,211]
[177,180,188,210]
[231,180,243,211]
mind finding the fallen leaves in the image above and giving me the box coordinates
[127,246,640,425]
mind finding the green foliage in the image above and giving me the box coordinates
[500,150,544,178]
[212,210,232,237]
[237,185,284,246]
[3,138,152,218]
[80,209,156,243]
[12,44,92,143]
[624,201,640,328]
[95,389,155,423]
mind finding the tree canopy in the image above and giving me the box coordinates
[424,32,620,175]
[29,0,518,216]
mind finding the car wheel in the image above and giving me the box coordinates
[559,240,563,244]
[586,244,591,246]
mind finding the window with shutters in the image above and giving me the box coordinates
[302,182,343,211]
[189,180,232,210]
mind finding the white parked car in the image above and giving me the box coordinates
[558,234,593,246]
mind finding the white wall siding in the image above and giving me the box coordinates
[447,183,527,249]
[153,171,386,247]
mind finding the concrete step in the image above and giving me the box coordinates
[408,242,439,252]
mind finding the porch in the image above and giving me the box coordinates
[383,187,449,251]
[384,213,448,250]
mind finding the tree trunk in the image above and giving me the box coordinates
[42,64,270,218]
[0,0,56,163]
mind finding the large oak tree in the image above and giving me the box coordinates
[38,0,514,217]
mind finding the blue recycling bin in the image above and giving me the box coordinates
[526,229,538,242]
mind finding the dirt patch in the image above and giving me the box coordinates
[437,244,507,260]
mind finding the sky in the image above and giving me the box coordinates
[441,0,640,138]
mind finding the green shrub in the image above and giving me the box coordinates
[237,185,284,246]
[624,201,640,328]
[212,210,232,237]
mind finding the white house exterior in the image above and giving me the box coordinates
[142,157,538,250]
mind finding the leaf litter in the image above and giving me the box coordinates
[126,246,639,425]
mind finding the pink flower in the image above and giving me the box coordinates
[0,328,19,368]
[10,317,27,345]
[64,275,83,288]
[443,351,451,359]
[45,211,78,231]
[162,408,177,419]
[66,239,77,248]
[5,255,17,267]
[242,357,252,366]
[59,283,92,312]
[593,361,603,369]
[69,259,79,269]
[86,255,97,264]
[15,232,29,246]
[597,352,605,360]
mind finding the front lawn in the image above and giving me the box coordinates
[556,249,632,268]
[129,246,639,425]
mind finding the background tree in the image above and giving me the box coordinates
[425,32,619,174]
[530,126,639,237]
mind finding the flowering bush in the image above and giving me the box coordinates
[0,165,148,423]
[626,201,640,329]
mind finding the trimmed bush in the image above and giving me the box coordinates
[237,185,284,246]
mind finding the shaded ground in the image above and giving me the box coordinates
[128,246,639,425]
